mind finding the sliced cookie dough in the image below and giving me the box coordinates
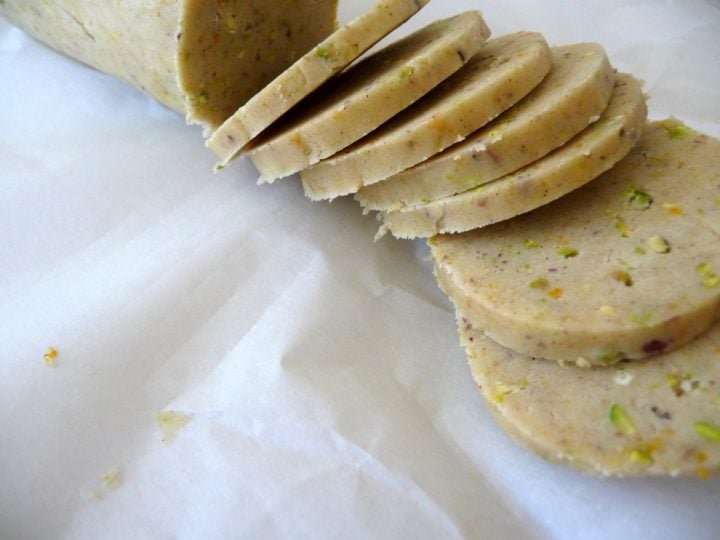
[357,43,614,211]
[0,0,339,129]
[432,119,720,365]
[382,73,646,238]
[246,11,490,182]
[207,0,430,166]
[301,31,552,200]
[456,315,720,478]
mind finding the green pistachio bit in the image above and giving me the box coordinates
[612,270,633,286]
[697,263,720,288]
[610,404,636,435]
[615,218,632,238]
[697,263,714,277]
[635,247,647,255]
[558,247,579,259]
[214,164,225,172]
[661,121,693,140]
[524,239,541,249]
[629,449,654,464]
[625,186,654,209]
[647,235,671,253]
[198,91,209,104]
[315,45,334,61]
[631,311,653,327]
[427,236,438,247]
[694,422,720,442]
[530,277,549,290]
[714,199,720,206]
[399,66,415,80]
[492,381,528,404]
[597,351,625,365]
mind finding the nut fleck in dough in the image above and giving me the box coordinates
[301,32,552,200]
[357,43,614,211]
[433,120,720,365]
[457,316,720,478]
[0,0,339,129]
[246,11,490,182]
[382,73,646,238]
[207,0,429,166]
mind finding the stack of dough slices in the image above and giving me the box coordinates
[199,1,719,477]
[6,0,717,477]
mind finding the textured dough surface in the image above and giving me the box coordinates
[456,316,720,478]
[357,43,613,211]
[432,120,720,364]
[246,11,490,182]
[0,0,339,128]
[207,0,429,165]
[382,73,646,238]
[301,32,552,200]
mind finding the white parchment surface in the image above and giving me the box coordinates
[1,1,719,539]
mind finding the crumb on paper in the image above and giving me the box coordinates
[157,410,191,443]
[102,467,123,490]
[90,467,123,501]
[44,347,59,367]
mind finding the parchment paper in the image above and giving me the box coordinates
[1,1,719,539]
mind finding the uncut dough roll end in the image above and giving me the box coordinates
[0,0,339,129]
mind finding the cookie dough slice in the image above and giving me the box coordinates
[246,11,490,182]
[301,32,552,200]
[357,43,614,211]
[0,0,339,129]
[207,0,430,166]
[456,316,720,478]
[382,73,646,238]
[433,119,720,365]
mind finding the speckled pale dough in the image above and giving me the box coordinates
[207,0,429,166]
[300,32,552,200]
[357,43,614,211]
[0,0,338,129]
[246,11,490,182]
[456,316,720,478]
[433,120,720,365]
[382,73,646,238]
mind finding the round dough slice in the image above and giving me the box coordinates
[206,0,430,166]
[357,43,614,211]
[432,119,720,365]
[381,73,647,238]
[300,32,552,201]
[0,0,338,130]
[456,316,720,478]
[245,11,490,182]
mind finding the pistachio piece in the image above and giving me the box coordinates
[610,404,636,435]
[694,422,720,442]
[647,235,671,253]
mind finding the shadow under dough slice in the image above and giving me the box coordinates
[207,0,431,166]
[456,316,720,478]
[301,31,552,200]
[381,73,647,238]
[432,119,720,365]
[245,11,490,182]
[356,43,614,211]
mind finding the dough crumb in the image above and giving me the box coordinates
[157,411,191,443]
[43,347,59,367]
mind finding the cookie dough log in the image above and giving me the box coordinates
[0,1,339,129]
[301,32,552,201]
[357,43,614,212]
[457,316,720,478]
[433,120,720,365]
[382,73,646,238]
[246,11,490,183]
[207,0,430,167]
